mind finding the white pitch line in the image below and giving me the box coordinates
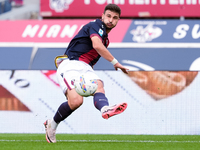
[0,139,200,143]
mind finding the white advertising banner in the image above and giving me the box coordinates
[0,70,200,134]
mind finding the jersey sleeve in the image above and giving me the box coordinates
[89,22,104,41]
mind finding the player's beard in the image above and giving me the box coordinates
[102,18,117,31]
[105,23,116,31]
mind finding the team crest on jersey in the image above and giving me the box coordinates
[49,0,74,12]
[98,29,103,36]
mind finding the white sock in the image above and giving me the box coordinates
[51,118,58,130]
[100,106,109,113]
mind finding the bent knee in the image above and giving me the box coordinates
[71,97,83,108]
[95,80,105,93]
[67,92,83,110]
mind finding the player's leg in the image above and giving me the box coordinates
[93,80,127,119]
[44,59,83,143]
[93,80,109,110]
[44,88,83,143]
[53,88,83,125]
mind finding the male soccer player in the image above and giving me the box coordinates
[44,4,129,143]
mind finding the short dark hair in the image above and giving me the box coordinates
[104,4,121,17]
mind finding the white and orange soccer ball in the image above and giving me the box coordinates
[74,75,98,97]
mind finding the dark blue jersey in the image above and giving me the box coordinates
[64,19,109,67]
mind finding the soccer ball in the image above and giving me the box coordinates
[73,75,98,97]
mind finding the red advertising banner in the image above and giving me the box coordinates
[0,20,131,43]
[40,0,200,18]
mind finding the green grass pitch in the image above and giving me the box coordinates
[0,134,200,150]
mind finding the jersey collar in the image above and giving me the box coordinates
[96,19,108,36]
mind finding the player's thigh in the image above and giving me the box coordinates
[66,88,83,110]
[56,60,83,94]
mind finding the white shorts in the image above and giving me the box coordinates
[56,59,101,94]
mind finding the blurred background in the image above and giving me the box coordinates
[0,0,39,19]
[0,0,200,134]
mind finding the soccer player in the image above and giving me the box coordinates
[44,4,128,143]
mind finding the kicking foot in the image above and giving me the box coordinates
[102,102,127,119]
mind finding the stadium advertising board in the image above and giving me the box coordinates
[0,19,200,43]
[1,19,200,134]
[1,47,199,71]
[124,20,200,43]
[40,0,200,17]
[0,19,130,43]
[0,19,200,71]
[0,70,200,134]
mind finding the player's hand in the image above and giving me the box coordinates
[114,62,129,74]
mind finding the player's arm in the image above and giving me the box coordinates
[91,36,129,74]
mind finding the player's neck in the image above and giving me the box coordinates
[106,29,111,34]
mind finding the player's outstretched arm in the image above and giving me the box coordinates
[91,36,129,74]
[91,36,115,62]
